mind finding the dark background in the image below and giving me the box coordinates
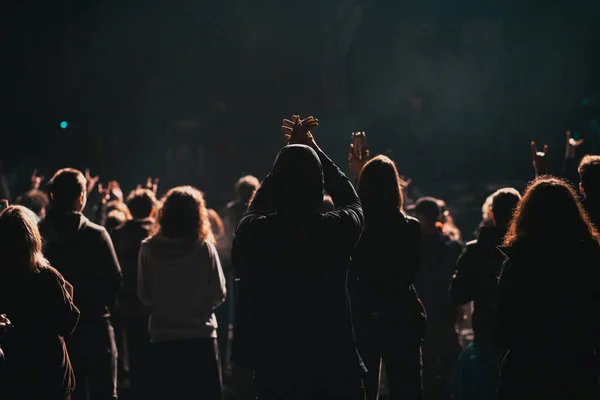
[2,0,600,235]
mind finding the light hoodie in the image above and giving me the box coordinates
[138,234,226,343]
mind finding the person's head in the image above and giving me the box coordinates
[578,155,600,200]
[157,186,215,244]
[47,168,87,213]
[504,176,600,247]
[436,199,462,242]
[357,155,404,213]
[126,188,157,220]
[414,196,443,229]
[15,189,50,220]
[105,209,127,232]
[235,175,260,205]
[320,194,335,213]
[207,209,225,238]
[489,187,521,229]
[270,145,324,214]
[0,205,48,274]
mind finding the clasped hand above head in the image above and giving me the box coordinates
[281,115,319,147]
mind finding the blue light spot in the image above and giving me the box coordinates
[60,121,68,129]
[582,99,589,106]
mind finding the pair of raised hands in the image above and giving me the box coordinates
[281,115,319,146]
[531,130,584,175]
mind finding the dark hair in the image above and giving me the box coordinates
[357,155,404,212]
[504,176,600,247]
[490,187,521,228]
[126,189,156,219]
[156,186,215,244]
[0,205,48,274]
[235,175,260,205]
[15,189,49,217]
[47,168,87,212]
[578,155,600,197]
[414,196,442,227]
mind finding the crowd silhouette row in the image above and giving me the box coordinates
[1,114,600,400]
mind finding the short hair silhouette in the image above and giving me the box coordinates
[490,188,521,228]
[236,175,260,205]
[156,186,215,244]
[504,176,600,247]
[414,197,442,227]
[47,168,86,212]
[15,190,49,218]
[578,155,600,198]
[357,155,404,212]
[0,205,48,273]
[126,188,156,219]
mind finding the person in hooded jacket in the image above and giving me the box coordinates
[231,115,366,400]
[138,186,227,400]
[494,176,600,400]
[349,154,426,400]
[40,168,122,400]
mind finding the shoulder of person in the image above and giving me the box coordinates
[80,216,109,238]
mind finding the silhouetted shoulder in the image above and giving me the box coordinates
[79,217,110,239]
[405,215,421,228]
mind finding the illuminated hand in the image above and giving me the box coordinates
[349,132,369,178]
[531,141,549,176]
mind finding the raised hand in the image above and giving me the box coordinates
[146,177,159,194]
[565,130,584,159]
[30,169,44,190]
[85,169,100,194]
[531,141,549,176]
[349,132,369,178]
[281,115,319,146]
[0,199,8,213]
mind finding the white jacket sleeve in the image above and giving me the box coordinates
[206,242,227,309]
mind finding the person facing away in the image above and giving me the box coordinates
[15,189,50,223]
[111,188,157,400]
[350,155,426,400]
[231,115,366,400]
[449,188,520,400]
[138,186,227,400]
[494,176,600,400]
[578,155,600,229]
[39,168,122,400]
[0,205,80,400]
[412,196,463,400]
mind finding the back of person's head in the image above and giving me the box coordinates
[15,189,50,219]
[0,205,48,274]
[357,155,404,213]
[105,209,127,232]
[490,187,521,229]
[235,175,260,205]
[47,168,87,212]
[320,194,335,213]
[157,186,215,244]
[578,155,600,199]
[126,188,157,220]
[414,196,442,228]
[270,145,324,214]
[436,199,462,242]
[207,208,225,238]
[504,176,600,247]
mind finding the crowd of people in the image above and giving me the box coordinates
[0,114,599,400]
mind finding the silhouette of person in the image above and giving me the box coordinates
[231,115,366,400]
[495,176,600,399]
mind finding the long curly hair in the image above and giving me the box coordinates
[0,205,49,274]
[156,186,215,244]
[504,176,600,247]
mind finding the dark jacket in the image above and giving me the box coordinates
[111,217,153,315]
[39,211,122,325]
[350,210,425,339]
[450,226,505,341]
[0,266,80,399]
[231,145,365,376]
[415,231,463,325]
[494,240,600,399]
